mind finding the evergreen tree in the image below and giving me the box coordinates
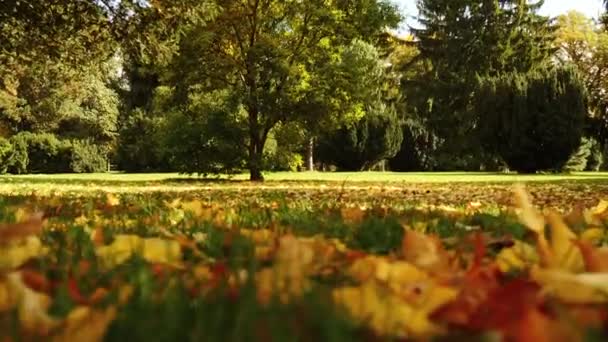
[476,67,588,173]
[410,0,556,168]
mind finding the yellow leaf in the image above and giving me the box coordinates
[96,235,182,268]
[513,185,583,271]
[531,267,608,303]
[496,240,538,273]
[333,281,454,338]
[6,271,59,335]
[0,277,16,311]
[592,200,608,215]
[513,184,545,234]
[581,228,605,244]
[180,200,208,218]
[255,235,318,304]
[0,236,46,271]
[52,306,116,342]
[240,229,274,244]
[348,256,428,284]
[105,193,120,207]
[545,210,584,272]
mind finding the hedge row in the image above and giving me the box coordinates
[0,133,108,174]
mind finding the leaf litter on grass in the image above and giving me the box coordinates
[2,183,608,340]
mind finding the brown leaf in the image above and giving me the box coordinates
[573,240,608,272]
[0,213,46,244]
[402,230,451,272]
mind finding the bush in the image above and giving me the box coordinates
[23,133,72,173]
[164,110,247,176]
[476,67,587,173]
[317,103,403,171]
[5,133,108,174]
[7,133,29,174]
[115,109,170,172]
[69,140,108,173]
[0,137,13,174]
[564,137,595,172]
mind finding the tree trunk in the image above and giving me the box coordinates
[248,133,265,182]
[306,137,314,171]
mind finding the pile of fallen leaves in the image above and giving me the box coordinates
[2,185,608,341]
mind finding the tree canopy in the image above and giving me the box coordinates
[1,0,608,176]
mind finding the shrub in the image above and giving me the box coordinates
[476,67,587,173]
[317,103,403,171]
[69,140,108,173]
[5,133,108,174]
[163,109,247,176]
[115,109,170,172]
[7,133,29,174]
[0,137,13,174]
[564,137,595,172]
[23,133,72,173]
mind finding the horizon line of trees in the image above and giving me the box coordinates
[1,1,608,180]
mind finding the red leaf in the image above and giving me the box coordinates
[20,269,51,293]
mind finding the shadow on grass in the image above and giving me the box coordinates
[2,172,608,187]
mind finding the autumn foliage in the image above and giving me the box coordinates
[2,183,608,340]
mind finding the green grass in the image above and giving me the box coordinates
[3,171,608,184]
[1,171,608,340]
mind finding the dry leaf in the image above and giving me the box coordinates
[0,212,46,244]
[96,235,182,268]
[52,306,116,342]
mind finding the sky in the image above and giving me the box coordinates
[394,0,605,29]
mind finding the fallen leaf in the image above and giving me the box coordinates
[96,235,182,268]
[0,236,46,271]
[531,266,608,303]
[52,306,116,342]
[401,230,451,272]
[0,212,46,244]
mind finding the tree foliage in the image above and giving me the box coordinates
[476,67,588,173]
[165,0,401,180]
[317,103,403,171]
[555,11,608,143]
[410,0,556,166]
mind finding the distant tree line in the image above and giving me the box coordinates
[1,0,608,180]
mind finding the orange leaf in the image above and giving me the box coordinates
[0,212,46,243]
[402,230,451,272]
[574,240,608,272]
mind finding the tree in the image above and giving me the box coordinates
[0,1,118,141]
[166,0,401,181]
[410,0,555,168]
[476,67,588,173]
[555,11,608,143]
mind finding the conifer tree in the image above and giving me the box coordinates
[409,0,556,167]
[476,67,587,173]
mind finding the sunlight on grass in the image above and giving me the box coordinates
[2,171,608,184]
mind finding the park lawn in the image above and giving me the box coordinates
[0,175,608,340]
[4,170,608,183]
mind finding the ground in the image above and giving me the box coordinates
[1,172,608,341]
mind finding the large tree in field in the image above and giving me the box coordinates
[166,0,401,181]
[410,0,555,168]
[555,11,608,142]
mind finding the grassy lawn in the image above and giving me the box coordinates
[3,170,608,184]
[1,173,608,340]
